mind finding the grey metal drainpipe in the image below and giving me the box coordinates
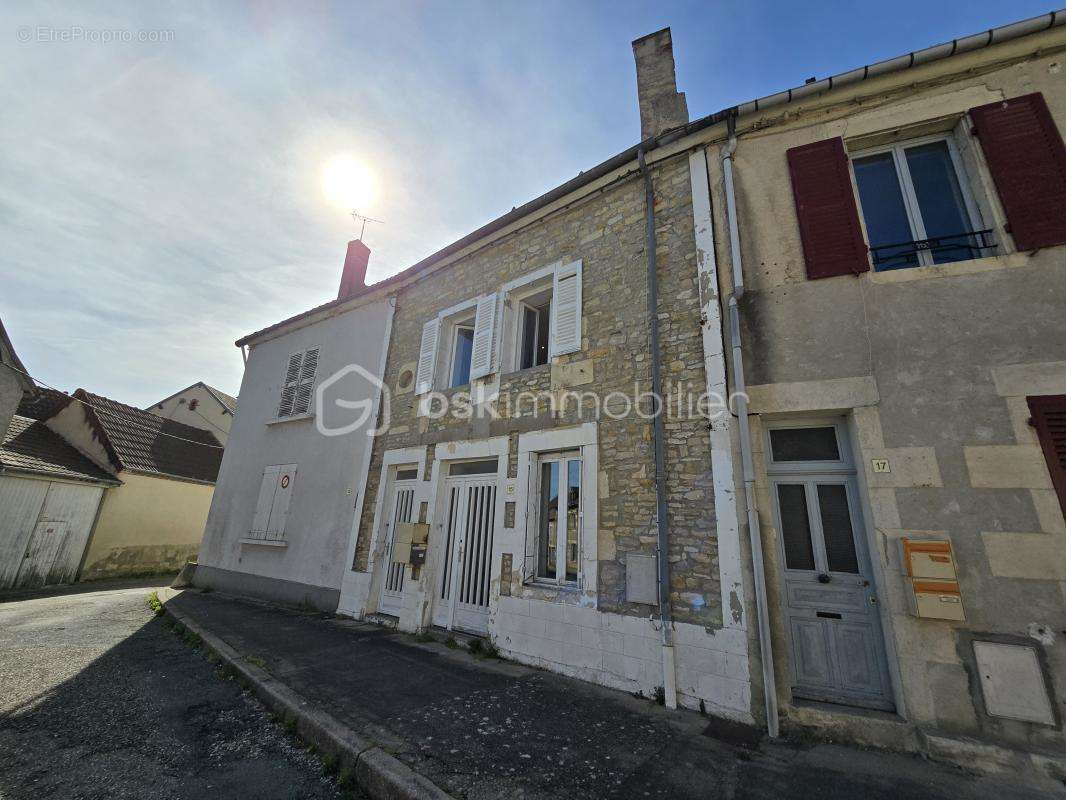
[721,113,780,738]
[638,149,677,705]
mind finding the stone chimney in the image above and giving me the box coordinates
[337,239,370,299]
[632,28,688,141]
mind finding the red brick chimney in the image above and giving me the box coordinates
[337,239,370,299]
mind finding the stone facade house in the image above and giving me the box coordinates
[339,29,752,720]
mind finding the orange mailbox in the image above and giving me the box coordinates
[902,539,958,581]
[901,539,965,621]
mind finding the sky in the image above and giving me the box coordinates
[0,0,1053,407]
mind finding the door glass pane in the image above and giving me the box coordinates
[537,461,559,579]
[395,468,417,481]
[449,458,498,476]
[565,459,581,582]
[904,141,974,265]
[450,326,474,387]
[853,152,918,270]
[777,484,816,571]
[769,427,840,462]
[817,484,860,573]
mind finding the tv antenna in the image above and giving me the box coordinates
[351,210,384,240]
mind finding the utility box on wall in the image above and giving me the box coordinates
[901,538,965,621]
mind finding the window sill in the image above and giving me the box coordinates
[867,251,1030,284]
[267,412,315,426]
[240,537,288,548]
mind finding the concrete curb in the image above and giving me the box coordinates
[161,591,453,800]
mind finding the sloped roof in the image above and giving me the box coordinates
[75,390,224,483]
[203,384,237,414]
[149,381,237,415]
[1,415,119,484]
[17,387,72,421]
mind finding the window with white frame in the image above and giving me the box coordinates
[517,288,552,371]
[447,316,475,388]
[277,347,319,418]
[532,450,582,584]
[414,260,582,396]
[851,135,990,271]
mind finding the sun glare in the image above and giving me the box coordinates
[321,155,377,212]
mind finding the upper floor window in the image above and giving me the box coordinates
[851,137,988,271]
[786,93,1066,282]
[278,347,319,418]
[414,260,582,396]
[449,318,475,388]
[519,294,552,370]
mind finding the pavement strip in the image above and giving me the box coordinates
[159,588,452,800]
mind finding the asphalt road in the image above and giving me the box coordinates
[0,586,352,800]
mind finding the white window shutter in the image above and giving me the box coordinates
[277,352,303,417]
[250,465,281,537]
[550,260,582,357]
[266,464,297,541]
[292,347,319,415]
[415,318,440,395]
[468,292,498,380]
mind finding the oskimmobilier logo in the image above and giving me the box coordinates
[314,363,746,438]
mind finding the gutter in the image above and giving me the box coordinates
[235,10,1062,350]
[721,112,779,738]
[638,148,678,709]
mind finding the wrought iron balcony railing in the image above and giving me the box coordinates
[869,229,996,270]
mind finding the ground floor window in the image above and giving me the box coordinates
[533,451,581,584]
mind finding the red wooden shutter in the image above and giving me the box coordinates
[970,93,1066,251]
[786,137,869,280]
[1027,395,1066,518]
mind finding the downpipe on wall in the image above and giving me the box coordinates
[721,117,780,738]
[638,148,678,710]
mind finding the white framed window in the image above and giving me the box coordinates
[509,279,553,372]
[531,450,582,584]
[447,317,475,388]
[850,134,988,271]
[277,347,319,418]
[414,260,582,395]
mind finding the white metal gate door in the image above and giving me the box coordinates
[378,480,415,617]
[433,476,497,633]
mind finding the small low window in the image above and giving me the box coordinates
[533,452,581,584]
[852,137,990,271]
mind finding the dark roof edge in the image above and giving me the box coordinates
[235,9,1063,348]
[0,464,121,486]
